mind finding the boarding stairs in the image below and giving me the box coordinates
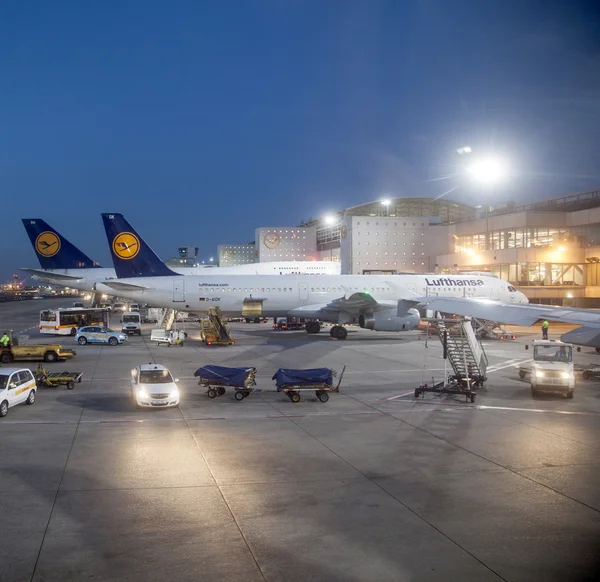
[433,319,488,386]
[157,309,176,331]
[472,318,516,340]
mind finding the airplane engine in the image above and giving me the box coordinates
[359,308,420,332]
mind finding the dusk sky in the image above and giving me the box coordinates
[2,0,599,279]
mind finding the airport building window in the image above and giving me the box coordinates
[455,227,570,253]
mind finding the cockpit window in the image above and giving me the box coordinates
[508,285,517,292]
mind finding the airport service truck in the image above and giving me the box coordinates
[525,339,575,398]
[121,312,142,335]
[0,331,76,364]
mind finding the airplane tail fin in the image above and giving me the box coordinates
[21,219,102,270]
[101,213,179,278]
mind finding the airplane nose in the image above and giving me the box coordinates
[519,292,529,304]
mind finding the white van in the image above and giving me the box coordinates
[0,368,37,417]
[121,312,142,335]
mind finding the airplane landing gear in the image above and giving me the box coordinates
[330,325,348,340]
[305,321,321,334]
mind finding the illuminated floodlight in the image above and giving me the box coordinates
[457,146,472,155]
[381,199,391,207]
[466,157,508,184]
[324,215,337,225]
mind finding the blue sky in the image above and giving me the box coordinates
[1,0,599,278]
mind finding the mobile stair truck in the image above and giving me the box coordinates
[415,318,488,403]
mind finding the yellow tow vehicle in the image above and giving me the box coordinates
[0,330,76,364]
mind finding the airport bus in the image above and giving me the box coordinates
[39,308,110,336]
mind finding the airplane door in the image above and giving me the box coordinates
[299,282,309,302]
[173,279,185,302]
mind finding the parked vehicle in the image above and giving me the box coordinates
[75,326,127,346]
[0,330,76,364]
[273,318,304,331]
[0,368,37,417]
[121,312,142,335]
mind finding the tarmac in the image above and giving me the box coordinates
[1,299,600,582]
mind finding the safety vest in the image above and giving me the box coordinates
[0,335,9,347]
[542,321,549,329]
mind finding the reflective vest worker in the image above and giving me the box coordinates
[0,333,10,348]
[542,320,549,339]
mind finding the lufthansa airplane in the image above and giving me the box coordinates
[20,218,340,293]
[96,213,530,339]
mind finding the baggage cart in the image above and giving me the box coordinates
[194,365,257,400]
[271,366,345,403]
[34,365,83,390]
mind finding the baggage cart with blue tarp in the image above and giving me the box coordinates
[194,365,257,400]
[272,366,345,402]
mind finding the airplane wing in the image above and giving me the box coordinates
[420,297,600,329]
[20,268,84,282]
[288,291,415,323]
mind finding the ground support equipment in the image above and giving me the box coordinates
[415,318,487,403]
[34,366,83,390]
[271,366,345,403]
[472,318,517,341]
[194,365,257,399]
[575,364,600,381]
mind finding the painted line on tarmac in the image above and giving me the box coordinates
[382,399,600,417]
[477,404,600,416]
[380,390,418,401]
[487,358,532,373]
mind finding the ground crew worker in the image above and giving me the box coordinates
[0,332,10,348]
[542,320,549,340]
[178,329,186,347]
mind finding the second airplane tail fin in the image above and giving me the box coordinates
[101,213,179,278]
[22,219,102,270]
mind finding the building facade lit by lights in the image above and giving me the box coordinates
[216,188,600,305]
[217,243,256,267]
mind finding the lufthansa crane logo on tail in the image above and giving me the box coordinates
[112,232,140,260]
[35,232,61,258]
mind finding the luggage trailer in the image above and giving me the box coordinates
[194,366,345,403]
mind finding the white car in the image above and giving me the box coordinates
[131,364,180,408]
[0,368,37,418]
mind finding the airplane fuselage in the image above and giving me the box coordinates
[24,262,341,293]
[96,273,529,320]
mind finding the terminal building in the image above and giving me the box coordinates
[216,188,600,306]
